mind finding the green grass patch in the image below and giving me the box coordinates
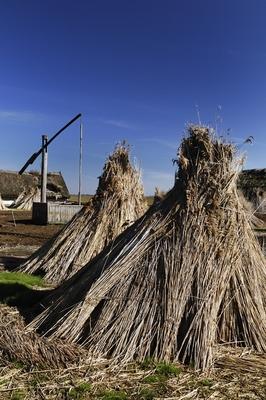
[142,374,163,383]
[11,390,27,400]
[139,357,155,370]
[154,361,181,377]
[198,378,214,387]
[140,358,181,377]
[138,388,157,400]
[68,382,92,399]
[0,272,45,288]
[99,390,128,400]
[0,272,47,307]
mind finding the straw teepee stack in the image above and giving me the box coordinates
[0,193,6,210]
[10,187,41,211]
[19,143,147,285]
[31,126,266,370]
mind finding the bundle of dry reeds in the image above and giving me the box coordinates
[19,144,147,284]
[0,305,82,367]
[30,126,266,370]
[10,186,41,211]
[0,193,6,210]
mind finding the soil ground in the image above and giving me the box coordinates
[0,210,63,268]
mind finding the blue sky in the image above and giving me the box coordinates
[0,0,265,195]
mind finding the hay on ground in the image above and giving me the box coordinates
[0,305,82,368]
[30,126,266,370]
[19,143,147,284]
[10,186,41,211]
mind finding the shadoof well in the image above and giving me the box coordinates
[19,114,83,224]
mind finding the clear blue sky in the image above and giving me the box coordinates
[0,0,265,194]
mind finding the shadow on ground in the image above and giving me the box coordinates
[0,256,25,271]
[0,282,50,316]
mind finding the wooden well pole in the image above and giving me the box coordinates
[41,135,48,203]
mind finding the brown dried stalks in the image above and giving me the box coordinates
[0,305,82,368]
[0,350,265,400]
[30,126,266,370]
[18,143,147,285]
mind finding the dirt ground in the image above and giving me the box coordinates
[0,210,63,266]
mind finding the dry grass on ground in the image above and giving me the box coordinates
[0,350,265,399]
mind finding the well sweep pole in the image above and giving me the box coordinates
[41,135,48,203]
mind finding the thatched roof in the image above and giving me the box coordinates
[238,169,266,212]
[0,170,69,200]
[239,168,266,190]
[30,126,266,371]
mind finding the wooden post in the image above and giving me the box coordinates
[41,135,48,203]
[78,122,83,205]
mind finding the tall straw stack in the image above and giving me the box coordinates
[19,144,147,285]
[30,126,266,370]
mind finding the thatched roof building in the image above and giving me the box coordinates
[238,169,266,213]
[0,170,69,201]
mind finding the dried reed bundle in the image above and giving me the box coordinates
[19,144,147,284]
[0,305,82,367]
[0,193,6,210]
[10,186,41,210]
[30,126,266,370]
[215,346,266,374]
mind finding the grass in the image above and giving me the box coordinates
[68,382,92,399]
[0,272,45,288]
[139,359,181,376]
[0,355,265,400]
[0,271,47,308]
[100,390,128,400]
[10,390,26,400]
[154,361,181,376]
